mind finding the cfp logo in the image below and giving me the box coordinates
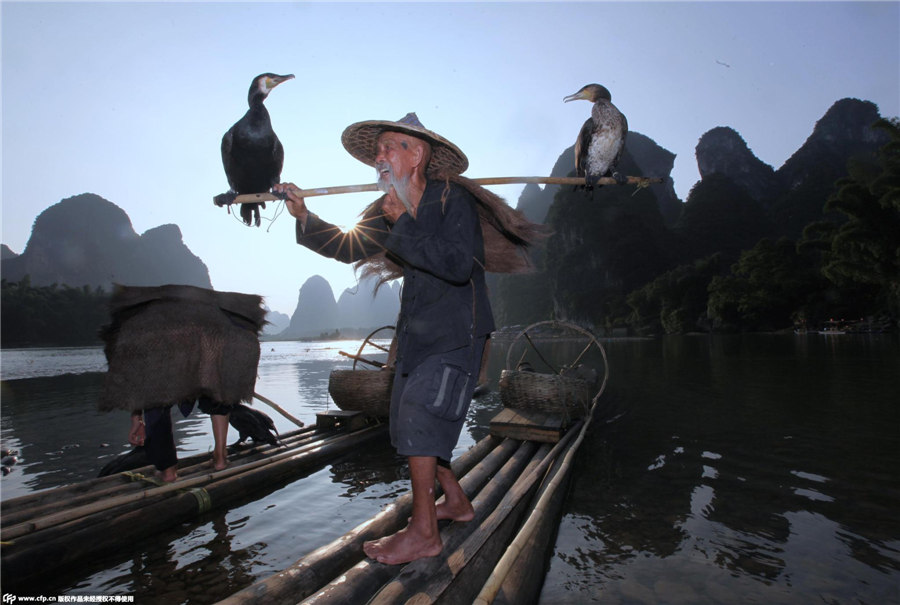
[2,594,16,604]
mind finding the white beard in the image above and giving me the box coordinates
[375,164,413,214]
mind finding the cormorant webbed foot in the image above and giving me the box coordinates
[240,202,266,227]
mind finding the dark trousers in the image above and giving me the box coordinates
[143,397,229,470]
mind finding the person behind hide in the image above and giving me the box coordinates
[100,284,267,484]
[275,112,494,565]
[128,397,231,482]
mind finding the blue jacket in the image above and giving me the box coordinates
[296,179,494,372]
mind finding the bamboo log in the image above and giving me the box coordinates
[2,425,382,541]
[1,426,317,528]
[0,426,310,519]
[229,175,665,204]
[253,391,306,428]
[219,435,509,605]
[475,400,599,604]
[1,426,319,527]
[492,445,573,604]
[1,424,390,590]
[5,425,364,547]
[366,421,583,604]
[308,440,544,605]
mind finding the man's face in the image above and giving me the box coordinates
[374,132,418,192]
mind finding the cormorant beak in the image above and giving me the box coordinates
[563,91,587,103]
[265,74,295,91]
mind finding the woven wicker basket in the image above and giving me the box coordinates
[328,369,394,418]
[498,369,591,418]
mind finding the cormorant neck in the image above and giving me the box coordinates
[248,90,268,107]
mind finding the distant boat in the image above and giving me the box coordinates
[819,320,846,335]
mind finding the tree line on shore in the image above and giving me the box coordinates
[492,116,899,335]
[628,118,899,333]
[1,277,110,347]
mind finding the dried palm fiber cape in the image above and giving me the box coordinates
[99,284,266,413]
[341,112,551,284]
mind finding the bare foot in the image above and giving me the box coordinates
[212,453,228,471]
[159,466,177,482]
[435,497,474,522]
[363,526,442,565]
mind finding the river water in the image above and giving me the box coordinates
[1,334,898,604]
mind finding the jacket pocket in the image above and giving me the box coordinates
[426,363,471,422]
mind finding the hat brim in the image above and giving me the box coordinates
[341,119,468,176]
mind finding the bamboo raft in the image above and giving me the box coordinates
[217,321,610,605]
[0,415,387,591]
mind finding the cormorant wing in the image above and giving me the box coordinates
[574,117,593,178]
[221,125,236,191]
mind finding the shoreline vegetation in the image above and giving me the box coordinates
[0,274,896,350]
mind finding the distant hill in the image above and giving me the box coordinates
[695,126,779,206]
[1,192,403,346]
[278,274,400,339]
[262,309,291,336]
[1,193,212,290]
[770,98,888,237]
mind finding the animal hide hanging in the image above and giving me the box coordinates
[99,284,267,413]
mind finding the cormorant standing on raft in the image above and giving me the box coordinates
[219,73,294,226]
[228,403,281,447]
[563,83,628,188]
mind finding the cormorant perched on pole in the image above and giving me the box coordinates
[219,73,294,226]
[563,83,628,188]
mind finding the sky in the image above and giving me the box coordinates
[2,1,898,316]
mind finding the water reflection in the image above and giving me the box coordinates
[2,335,898,604]
[540,334,900,604]
[327,437,406,497]
[74,514,259,604]
[1,373,130,496]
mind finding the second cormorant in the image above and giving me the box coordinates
[220,73,294,226]
[563,83,628,188]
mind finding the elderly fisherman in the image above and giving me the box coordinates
[276,113,493,564]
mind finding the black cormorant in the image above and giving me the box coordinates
[220,73,294,226]
[563,83,628,187]
[97,446,149,477]
[228,403,280,447]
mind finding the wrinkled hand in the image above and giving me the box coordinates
[274,182,308,223]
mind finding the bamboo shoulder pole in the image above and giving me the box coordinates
[230,175,665,204]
